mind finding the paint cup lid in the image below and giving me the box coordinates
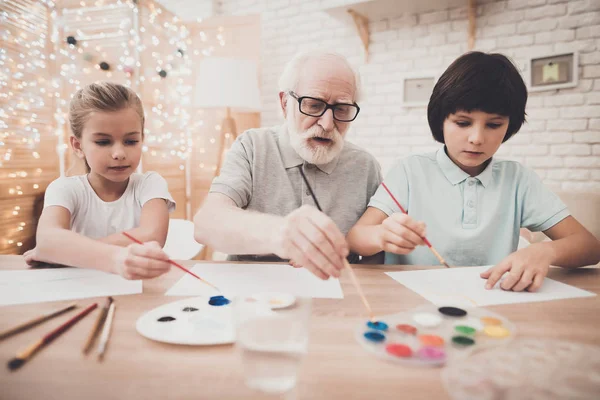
[250,292,296,310]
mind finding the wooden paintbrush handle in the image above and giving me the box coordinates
[0,304,76,341]
[83,298,112,354]
[16,338,44,360]
[43,303,97,343]
[344,260,375,321]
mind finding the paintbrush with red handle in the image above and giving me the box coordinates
[298,167,376,322]
[381,182,450,268]
[8,303,97,371]
[121,232,220,291]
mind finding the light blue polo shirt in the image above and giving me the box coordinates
[368,147,570,266]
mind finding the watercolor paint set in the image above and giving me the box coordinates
[355,304,516,367]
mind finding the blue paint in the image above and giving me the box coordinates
[366,321,389,331]
[363,331,386,343]
[209,295,230,306]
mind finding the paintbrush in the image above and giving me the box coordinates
[380,182,450,268]
[298,167,376,322]
[97,301,116,361]
[121,232,220,291]
[0,303,77,341]
[82,297,113,354]
[8,303,97,371]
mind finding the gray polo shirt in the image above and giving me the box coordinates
[210,124,382,262]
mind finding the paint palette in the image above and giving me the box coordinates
[443,338,600,399]
[136,296,235,345]
[355,304,515,367]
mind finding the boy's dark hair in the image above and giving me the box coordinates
[427,52,527,144]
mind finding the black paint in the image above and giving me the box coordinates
[438,306,467,317]
[157,316,176,322]
[182,307,199,312]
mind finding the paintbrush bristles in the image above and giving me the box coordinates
[429,246,450,268]
[7,358,25,371]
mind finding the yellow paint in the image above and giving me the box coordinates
[484,325,511,338]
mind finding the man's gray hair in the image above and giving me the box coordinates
[278,50,362,103]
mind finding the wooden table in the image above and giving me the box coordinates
[1,255,599,400]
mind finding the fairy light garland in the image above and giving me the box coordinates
[1,0,228,251]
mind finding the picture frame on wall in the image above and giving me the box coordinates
[400,72,437,107]
[526,51,578,92]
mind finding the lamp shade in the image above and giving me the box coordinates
[194,57,261,112]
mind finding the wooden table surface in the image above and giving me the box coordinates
[0,255,599,400]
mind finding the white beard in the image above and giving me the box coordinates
[286,118,345,165]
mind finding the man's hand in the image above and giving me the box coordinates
[275,205,348,280]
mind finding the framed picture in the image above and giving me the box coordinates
[400,73,437,107]
[527,52,578,92]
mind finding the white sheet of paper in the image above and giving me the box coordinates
[0,268,142,306]
[166,263,344,299]
[385,266,596,307]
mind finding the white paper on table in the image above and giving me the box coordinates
[385,266,596,307]
[0,268,142,306]
[166,263,344,299]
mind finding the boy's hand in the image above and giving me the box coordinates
[113,241,171,280]
[480,245,553,292]
[379,213,426,255]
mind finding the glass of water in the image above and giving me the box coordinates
[233,296,312,399]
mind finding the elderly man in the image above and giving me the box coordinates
[194,51,381,279]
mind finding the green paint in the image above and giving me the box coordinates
[455,325,476,335]
[452,336,475,346]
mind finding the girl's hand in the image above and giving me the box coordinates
[24,248,41,267]
[113,241,171,280]
[480,244,553,292]
[379,213,426,255]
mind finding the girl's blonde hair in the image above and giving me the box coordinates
[69,82,145,172]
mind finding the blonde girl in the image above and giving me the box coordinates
[25,82,175,280]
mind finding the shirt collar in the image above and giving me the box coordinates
[278,124,342,175]
[436,147,494,188]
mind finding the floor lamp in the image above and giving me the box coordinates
[194,57,261,260]
[194,57,261,176]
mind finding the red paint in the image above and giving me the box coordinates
[396,324,417,335]
[386,343,413,358]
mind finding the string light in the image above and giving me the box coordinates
[1,0,227,251]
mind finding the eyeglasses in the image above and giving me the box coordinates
[288,92,360,122]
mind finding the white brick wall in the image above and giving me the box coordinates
[220,0,600,192]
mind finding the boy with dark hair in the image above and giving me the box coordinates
[347,52,600,292]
